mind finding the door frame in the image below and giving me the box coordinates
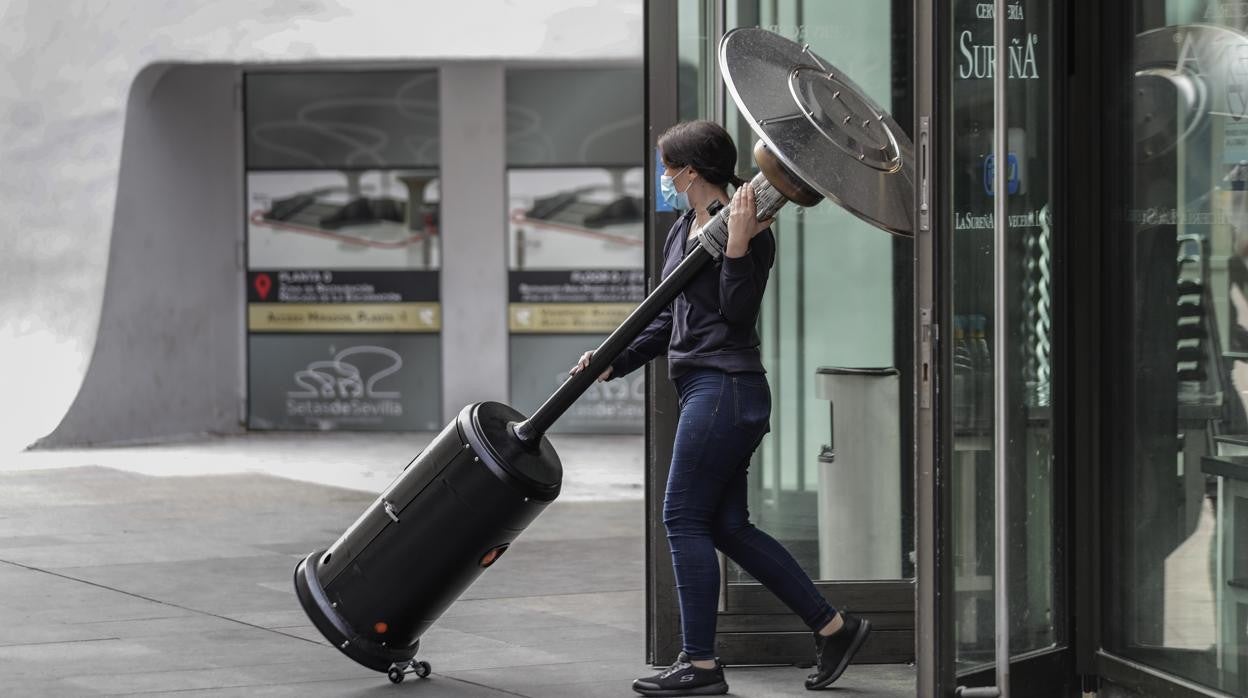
[643,0,917,667]
[915,0,1080,695]
[913,0,951,691]
[643,0,683,666]
[920,0,1247,696]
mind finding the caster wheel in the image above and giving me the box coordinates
[388,666,405,684]
[414,661,431,678]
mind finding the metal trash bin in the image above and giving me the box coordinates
[814,367,902,580]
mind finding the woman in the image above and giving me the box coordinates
[570,120,871,696]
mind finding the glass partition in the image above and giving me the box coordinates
[677,0,913,586]
[946,0,1062,671]
[1105,5,1248,693]
[653,0,914,665]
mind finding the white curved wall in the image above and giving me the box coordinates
[38,63,245,446]
[0,1,642,448]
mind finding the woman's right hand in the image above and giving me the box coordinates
[570,350,613,382]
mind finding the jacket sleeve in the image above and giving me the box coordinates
[718,228,774,325]
[607,304,673,380]
[606,216,689,379]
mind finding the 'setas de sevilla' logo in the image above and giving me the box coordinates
[286,345,405,421]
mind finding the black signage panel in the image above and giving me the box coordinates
[508,270,646,303]
[248,270,439,303]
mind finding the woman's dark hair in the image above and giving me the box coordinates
[658,120,746,188]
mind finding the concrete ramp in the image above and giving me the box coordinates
[38,63,244,446]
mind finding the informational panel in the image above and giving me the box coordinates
[246,269,440,333]
[244,70,441,431]
[509,269,644,333]
[248,334,441,431]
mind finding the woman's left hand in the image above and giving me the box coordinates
[726,184,773,258]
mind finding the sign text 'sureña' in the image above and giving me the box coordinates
[958,32,1041,80]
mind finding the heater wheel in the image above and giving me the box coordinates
[388,659,432,683]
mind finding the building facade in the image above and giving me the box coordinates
[30,0,1248,695]
[644,1,1247,697]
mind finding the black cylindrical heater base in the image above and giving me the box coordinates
[294,401,562,675]
[293,551,417,672]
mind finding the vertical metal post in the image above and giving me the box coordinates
[645,0,683,663]
[913,0,946,691]
[712,0,726,123]
[992,0,1011,696]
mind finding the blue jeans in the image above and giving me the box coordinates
[665,368,838,660]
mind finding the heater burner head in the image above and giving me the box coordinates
[720,27,915,235]
[787,66,904,173]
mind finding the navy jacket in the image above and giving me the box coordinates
[610,210,775,381]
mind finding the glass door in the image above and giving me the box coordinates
[917,0,1072,695]
[1099,3,1248,695]
[645,0,915,666]
[946,0,1064,678]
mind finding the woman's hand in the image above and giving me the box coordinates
[725,184,773,258]
[570,350,613,382]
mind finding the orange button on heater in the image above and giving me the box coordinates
[374,621,388,634]
[479,544,509,568]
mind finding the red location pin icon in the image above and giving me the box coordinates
[254,273,272,300]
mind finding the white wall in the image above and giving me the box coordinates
[38,63,245,446]
[0,0,642,449]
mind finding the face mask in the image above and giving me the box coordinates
[660,167,691,211]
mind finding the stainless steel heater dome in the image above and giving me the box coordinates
[717,26,915,236]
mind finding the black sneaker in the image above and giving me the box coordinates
[632,651,729,696]
[805,611,872,690]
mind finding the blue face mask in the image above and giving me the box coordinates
[660,167,691,211]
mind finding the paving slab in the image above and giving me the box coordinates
[0,454,915,696]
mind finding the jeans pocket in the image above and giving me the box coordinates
[731,374,770,431]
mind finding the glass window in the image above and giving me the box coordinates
[505,68,645,434]
[243,71,442,431]
[506,68,643,167]
[678,0,716,122]
[1107,5,1248,693]
[685,0,914,585]
[506,166,646,433]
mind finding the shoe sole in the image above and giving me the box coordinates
[805,618,872,690]
[632,680,729,697]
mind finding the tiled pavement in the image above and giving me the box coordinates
[0,439,915,696]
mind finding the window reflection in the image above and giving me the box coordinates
[1110,11,1248,695]
[710,0,912,585]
